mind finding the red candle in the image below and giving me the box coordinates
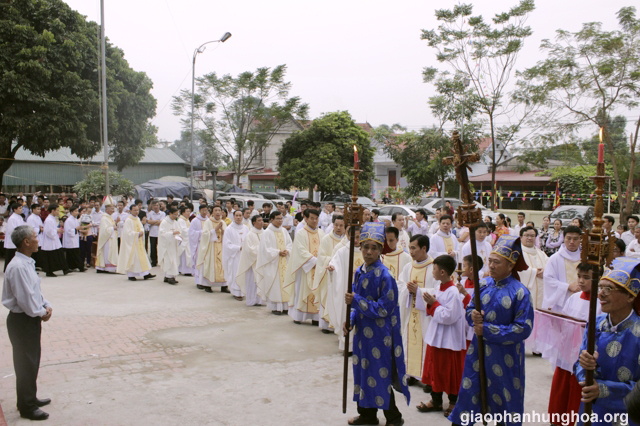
[354,145,359,169]
[598,143,604,163]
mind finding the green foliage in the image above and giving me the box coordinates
[172,65,308,182]
[0,0,156,184]
[276,111,374,195]
[382,127,479,197]
[73,170,133,199]
[169,130,228,170]
[548,165,619,211]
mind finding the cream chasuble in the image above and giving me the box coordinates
[519,246,549,309]
[177,216,192,268]
[96,213,118,270]
[312,232,345,321]
[116,216,151,274]
[196,217,227,285]
[255,224,293,306]
[283,226,325,315]
[236,226,263,296]
[158,216,180,277]
[382,248,412,280]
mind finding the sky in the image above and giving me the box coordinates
[62,0,632,143]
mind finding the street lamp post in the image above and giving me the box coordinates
[190,32,232,201]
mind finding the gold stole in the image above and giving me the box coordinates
[354,250,364,270]
[564,257,580,292]
[275,229,288,301]
[131,218,150,271]
[305,227,321,313]
[211,219,225,282]
[442,234,454,253]
[407,259,431,377]
[383,250,402,280]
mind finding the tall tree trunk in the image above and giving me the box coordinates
[622,118,640,222]
[0,139,17,188]
[489,114,497,212]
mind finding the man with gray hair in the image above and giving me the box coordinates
[2,225,52,420]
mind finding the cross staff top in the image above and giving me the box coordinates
[443,131,480,206]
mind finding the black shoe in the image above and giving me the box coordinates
[204,287,213,293]
[407,377,417,386]
[96,269,107,274]
[79,268,86,272]
[532,352,543,357]
[183,273,193,277]
[165,278,178,285]
[63,269,70,275]
[272,310,283,316]
[283,310,288,314]
[385,418,403,426]
[321,329,333,334]
[311,320,319,326]
[46,273,57,277]
[293,320,301,324]
[196,284,204,289]
[220,286,230,293]
[144,274,156,280]
[36,398,51,407]
[20,408,49,420]
[128,277,137,281]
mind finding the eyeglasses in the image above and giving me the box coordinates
[597,285,620,296]
[522,233,536,238]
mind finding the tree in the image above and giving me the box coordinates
[172,65,308,184]
[169,130,228,170]
[0,0,157,186]
[515,6,640,220]
[73,170,133,199]
[382,127,479,197]
[276,111,374,197]
[421,0,537,210]
[548,165,621,212]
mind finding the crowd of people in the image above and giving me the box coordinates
[4,191,640,424]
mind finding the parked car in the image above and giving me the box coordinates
[322,194,377,209]
[257,192,286,201]
[419,197,501,224]
[377,205,417,223]
[216,195,277,213]
[549,205,594,229]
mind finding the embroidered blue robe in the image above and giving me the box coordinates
[574,311,640,426]
[449,275,534,426]
[350,259,411,410]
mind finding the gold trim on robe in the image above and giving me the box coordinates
[407,259,432,377]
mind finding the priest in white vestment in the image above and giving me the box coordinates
[459,223,492,280]
[223,210,249,300]
[236,215,264,306]
[382,227,411,280]
[116,205,155,281]
[312,215,346,332]
[542,225,582,313]
[158,208,181,285]
[196,205,228,293]
[397,234,437,380]
[284,209,325,324]
[428,215,459,262]
[326,226,363,350]
[177,206,193,275]
[111,201,129,249]
[189,204,209,289]
[256,211,292,314]
[96,204,118,273]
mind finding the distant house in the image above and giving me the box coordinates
[2,147,187,192]
[368,124,408,201]
[468,137,514,177]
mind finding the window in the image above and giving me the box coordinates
[388,170,397,187]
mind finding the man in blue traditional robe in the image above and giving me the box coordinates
[344,222,411,426]
[575,256,640,426]
[449,235,534,426]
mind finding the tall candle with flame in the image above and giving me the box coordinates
[353,145,359,169]
[598,127,604,163]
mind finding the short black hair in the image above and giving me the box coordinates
[615,238,626,253]
[563,225,583,236]
[576,263,592,273]
[604,215,615,226]
[439,214,452,224]
[168,207,178,215]
[372,209,380,216]
[242,208,250,214]
[48,203,59,212]
[463,254,484,271]
[433,255,456,276]
[270,211,282,221]
[328,202,336,209]
[415,209,427,217]
[31,203,40,210]
[263,202,271,208]
[251,214,262,224]
[333,215,344,223]
[167,194,174,199]
[519,226,538,237]
[518,212,525,217]
[199,203,209,211]
[306,209,320,218]
[179,206,189,215]
[9,202,20,211]
[385,226,399,239]
[410,234,430,251]
[629,215,640,223]
[475,222,488,231]
[391,212,402,222]
[69,204,79,213]
[247,200,254,207]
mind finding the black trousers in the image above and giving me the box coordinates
[144,231,149,252]
[80,236,94,266]
[432,391,457,407]
[357,389,401,423]
[7,312,42,413]
[150,236,158,266]
[4,247,16,271]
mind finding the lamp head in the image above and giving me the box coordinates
[220,32,232,42]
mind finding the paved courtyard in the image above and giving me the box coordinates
[0,265,556,425]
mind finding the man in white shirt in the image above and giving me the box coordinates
[279,203,293,233]
[459,223,492,279]
[513,212,526,234]
[3,225,52,420]
[621,215,639,245]
[246,200,260,218]
[147,200,166,267]
[111,201,129,250]
[3,202,26,271]
[318,203,335,230]
[428,208,441,236]
[603,215,619,239]
[407,209,429,236]
[625,227,640,258]
[0,193,9,217]
[542,225,582,313]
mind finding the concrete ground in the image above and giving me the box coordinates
[0,265,556,426]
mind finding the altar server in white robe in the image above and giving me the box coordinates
[256,211,292,314]
[26,204,44,267]
[41,204,69,277]
[397,234,437,381]
[542,225,582,313]
[3,202,25,270]
[223,210,249,300]
[158,207,181,285]
[381,227,411,280]
[96,204,118,273]
[392,213,410,252]
[112,200,129,249]
[326,226,363,350]
[196,205,228,293]
[177,205,193,276]
[189,204,209,290]
[313,215,346,332]
[459,223,492,280]
[63,205,86,272]
[236,215,264,306]
[428,214,459,263]
[284,209,325,324]
[116,205,155,281]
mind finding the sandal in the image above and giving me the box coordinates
[444,404,455,417]
[416,401,443,413]
[348,416,379,425]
